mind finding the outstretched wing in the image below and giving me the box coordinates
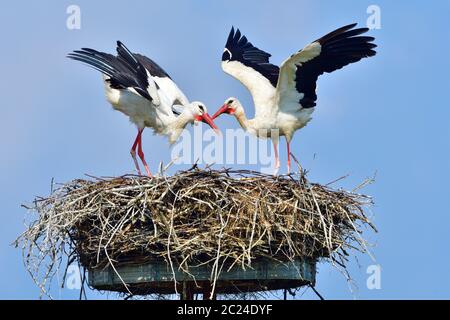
[68,41,161,105]
[276,23,377,112]
[221,27,279,117]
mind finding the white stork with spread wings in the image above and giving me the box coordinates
[68,41,219,176]
[213,23,377,173]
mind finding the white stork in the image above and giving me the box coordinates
[213,23,377,174]
[68,41,219,177]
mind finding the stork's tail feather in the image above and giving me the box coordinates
[67,42,153,101]
[67,48,118,80]
[116,41,140,70]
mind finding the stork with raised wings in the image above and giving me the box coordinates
[213,24,376,174]
[68,41,219,177]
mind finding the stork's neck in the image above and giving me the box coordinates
[234,108,252,131]
[167,112,193,144]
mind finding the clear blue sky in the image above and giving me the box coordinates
[0,0,449,299]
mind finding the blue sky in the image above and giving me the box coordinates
[0,0,449,299]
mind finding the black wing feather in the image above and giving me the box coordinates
[296,24,377,108]
[223,27,279,87]
[67,41,153,101]
[134,54,171,79]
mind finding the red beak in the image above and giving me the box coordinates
[201,113,221,134]
[212,104,229,120]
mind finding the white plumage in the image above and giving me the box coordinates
[69,41,219,176]
[214,24,376,174]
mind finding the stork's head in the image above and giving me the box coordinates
[189,101,220,134]
[212,97,243,119]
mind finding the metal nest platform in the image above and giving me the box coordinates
[88,258,316,296]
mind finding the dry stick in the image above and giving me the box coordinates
[342,210,376,262]
[96,213,110,264]
[247,201,259,265]
[210,208,227,300]
[166,186,180,295]
[310,187,333,257]
[352,173,376,193]
[104,248,132,295]
[325,174,350,187]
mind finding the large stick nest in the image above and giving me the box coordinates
[16,168,375,297]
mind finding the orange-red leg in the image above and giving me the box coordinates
[273,140,280,175]
[130,130,142,175]
[287,142,291,174]
[136,129,152,177]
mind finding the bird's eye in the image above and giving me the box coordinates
[228,99,234,104]
[198,105,204,112]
